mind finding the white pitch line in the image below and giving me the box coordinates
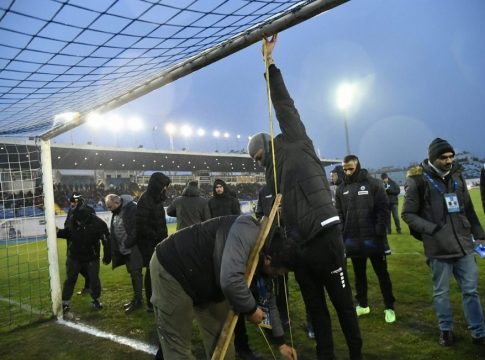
[57,318,158,355]
[0,296,42,314]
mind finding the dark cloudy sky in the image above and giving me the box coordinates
[59,0,485,168]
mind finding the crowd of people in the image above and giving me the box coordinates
[55,34,485,360]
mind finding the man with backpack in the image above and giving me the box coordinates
[402,138,485,346]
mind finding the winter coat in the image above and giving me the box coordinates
[266,65,339,244]
[208,179,241,218]
[166,183,210,230]
[335,169,389,257]
[155,215,242,306]
[402,160,485,259]
[136,172,171,266]
[58,213,110,263]
[108,195,142,269]
[384,178,400,205]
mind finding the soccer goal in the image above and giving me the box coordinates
[0,141,57,330]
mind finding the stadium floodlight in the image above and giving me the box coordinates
[223,132,230,139]
[127,117,144,132]
[86,112,103,129]
[165,122,176,151]
[336,83,355,111]
[180,125,193,137]
[53,112,79,126]
[336,83,355,155]
[236,134,241,139]
[197,128,205,137]
[213,130,220,138]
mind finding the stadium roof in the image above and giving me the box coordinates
[0,138,341,173]
[0,0,348,139]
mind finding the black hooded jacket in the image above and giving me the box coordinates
[136,172,171,266]
[208,179,241,218]
[265,65,339,244]
[335,168,389,257]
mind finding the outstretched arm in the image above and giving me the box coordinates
[262,34,308,142]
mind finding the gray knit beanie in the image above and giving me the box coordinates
[247,133,272,166]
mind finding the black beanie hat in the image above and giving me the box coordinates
[428,138,455,163]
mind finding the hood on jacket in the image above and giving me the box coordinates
[182,181,200,197]
[147,172,171,202]
[213,179,228,197]
[120,194,134,207]
[72,207,92,224]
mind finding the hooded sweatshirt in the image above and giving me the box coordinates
[166,182,210,230]
[208,179,241,218]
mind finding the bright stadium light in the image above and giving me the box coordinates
[86,112,103,129]
[197,128,205,137]
[213,130,220,138]
[127,117,144,132]
[236,134,241,139]
[180,125,193,138]
[165,122,176,151]
[336,83,355,155]
[54,112,80,125]
[223,132,230,139]
[337,83,355,111]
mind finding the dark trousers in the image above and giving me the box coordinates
[294,225,362,360]
[351,255,395,309]
[62,257,101,301]
[145,266,152,306]
[129,268,143,302]
[388,203,401,232]
[234,315,250,353]
[275,273,289,324]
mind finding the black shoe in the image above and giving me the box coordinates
[147,303,154,313]
[236,351,263,360]
[472,336,485,345]
[439,330,454,346]
[91,299,103,310]
[62,303,70,314]
[125,300,143,314]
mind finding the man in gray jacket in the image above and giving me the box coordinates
[166,180,210,230]
[105,194,144,314]
[150,215,297,360]
[402,138,485,346]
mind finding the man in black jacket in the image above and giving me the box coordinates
[336,155,395,323]
[136,172,171,312]
[381,173,402,234]
[247,34,362,360]
[402,138,485,346]
[208,179,241,218]
[105,194,144,313]
[58,208,110,313]
[150,215,297,360]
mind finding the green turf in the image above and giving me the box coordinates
[1,192,485,359]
